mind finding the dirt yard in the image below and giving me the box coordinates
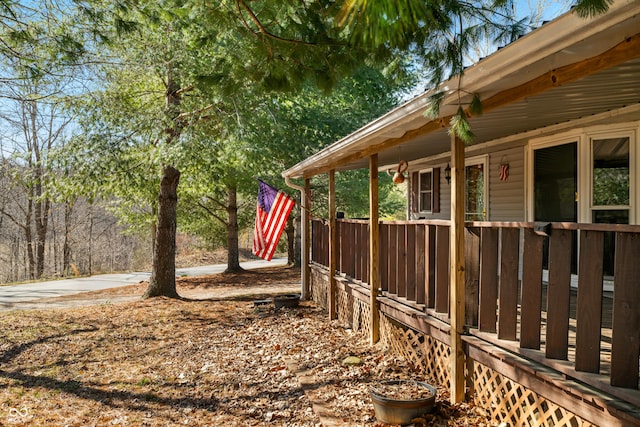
[0,266,496,426]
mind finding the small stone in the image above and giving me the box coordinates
[342,356,362,365]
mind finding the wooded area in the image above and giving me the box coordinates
[0,0,597,291]
[0,1,409,285]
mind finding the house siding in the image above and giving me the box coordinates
[487,145,526,221]
[408,143,526,222]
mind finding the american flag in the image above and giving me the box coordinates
[252,180,295,261]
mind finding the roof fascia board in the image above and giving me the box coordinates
[440,0,640,98]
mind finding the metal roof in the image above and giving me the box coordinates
[283,0,640,179]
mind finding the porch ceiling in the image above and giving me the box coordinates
[282,0,640,179]
[377,57,640,171]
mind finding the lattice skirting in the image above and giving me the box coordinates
[310,268,329,310]
[470,360,594,427]
[309,267,604,426]
[380,314,452,389]
[336,285,353,326]
[352,297,371,339]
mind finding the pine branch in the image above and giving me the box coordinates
[235,0,344,48]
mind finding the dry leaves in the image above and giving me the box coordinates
[0,267,498,426]
[369,381,435,401]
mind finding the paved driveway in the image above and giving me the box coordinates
[0,259,287,305]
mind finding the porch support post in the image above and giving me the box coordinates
[450,133,466,404]
[369,154,380,344]
[301,178,311,300]
[328,169,337,320]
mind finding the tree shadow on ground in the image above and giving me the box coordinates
[0,368,219,413]
[0,327,98,364]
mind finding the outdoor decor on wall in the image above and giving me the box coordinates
[499,157,509,181]
[388,160,409,184]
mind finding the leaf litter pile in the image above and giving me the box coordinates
[0,266,497,426]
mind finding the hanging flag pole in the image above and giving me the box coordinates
[253,179,296,261]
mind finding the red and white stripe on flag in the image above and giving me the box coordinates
[252,182,295,261]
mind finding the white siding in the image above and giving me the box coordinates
[438,168,451,220]
[408,144,526,221]
[488,145,526,221]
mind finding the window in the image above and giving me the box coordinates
[413,168,440,214]
[591,136,630,276]
[465,158,487,221]
[592,136,630,210]
[419,170,433,212]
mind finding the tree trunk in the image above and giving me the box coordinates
[11,236,19,282]
[34,195,49,278]
[144,165,181,298]
[225,185,243,273]
[285,215,295,266]
[88,207,93,276]
[25,193,35,280]
[63,202,72,275]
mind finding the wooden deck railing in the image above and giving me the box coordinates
[311,218,640,403]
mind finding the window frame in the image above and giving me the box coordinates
[464,155,489,221]
[589,132,633,218]
[418,168,434,214]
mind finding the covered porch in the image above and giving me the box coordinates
[284,1,640,425]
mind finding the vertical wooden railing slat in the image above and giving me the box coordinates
[364,223,370,284]
[478,227,499,333]
[351,223,358,277]
[319,221,326,266]
[340,222,347,276]
[355,222,363,281]
[575,230,604,373]
[611,232,640,388]
[355,223,360,279]
[426,225,436,309]
[311,221,316,263]
[388,224,398,294]
[321,221,325,266]
[318,221,323,265]
[354,223,360,277]
[498,227,520,341]
[337,221,343,274]
[380,224,389,292]
[415,224,426,305]
[406,224,417,301]
[317,221,321,265]
[357,224,369,282]
[345,221,352,275]
[465,227,480,327]
[545,229,572,360]
[362,224,368,281]
[435,225,450,314]
[325,222,330,267]
[312,220,317,264]
[520,228,544,349]
[397,224,407,298]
